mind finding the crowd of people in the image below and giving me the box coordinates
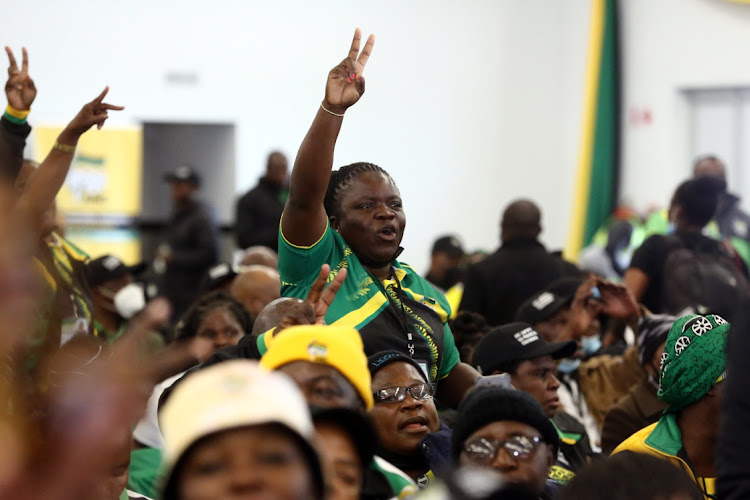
[3,28,750,500]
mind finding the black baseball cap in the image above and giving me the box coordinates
[431,235,464,259]
[471,322,577,375]
[86,255,146,288]
[515,277,584,325]
[164,164,201,186]
[201,262,238,292]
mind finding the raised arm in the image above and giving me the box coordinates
[16,87,123,228]
[0,47,35,183]
[281,28,375,246]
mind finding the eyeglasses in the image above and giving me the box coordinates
[462,436,542,464]
[373,382,436,404]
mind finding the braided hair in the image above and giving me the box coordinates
[323,162,394,218]
[174,291,253,340]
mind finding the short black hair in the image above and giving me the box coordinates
[671,176,726,227]
[175,291,253,340]
[559,451,702,500]
[323,162,394,218]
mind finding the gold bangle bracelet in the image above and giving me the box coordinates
[53,141,76,154]
[320,103,345,117]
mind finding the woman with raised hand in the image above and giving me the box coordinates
[4,47,125,354]
[264,29,479,407]
[16,86,123,236]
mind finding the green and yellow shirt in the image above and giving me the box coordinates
[612,414,716,499]
[261,222,460,382]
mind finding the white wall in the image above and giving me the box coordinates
[620,0,750,211]
[5,0,591,271]
[13,1,750,272]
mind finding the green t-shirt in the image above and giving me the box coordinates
[127,447,162,500]
[274,222,460,382]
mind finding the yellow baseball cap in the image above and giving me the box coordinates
[260,324,374,410]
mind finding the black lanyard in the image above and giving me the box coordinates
[371,266,416,357]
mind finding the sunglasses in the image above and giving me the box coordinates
[373,382,436,404]
[463,435,542,464]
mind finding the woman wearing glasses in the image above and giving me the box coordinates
[367,351,451,488]
[451,386,560,500]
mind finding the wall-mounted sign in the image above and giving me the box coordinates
[34,126,143,216]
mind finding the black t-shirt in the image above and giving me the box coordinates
[629,232,727,313]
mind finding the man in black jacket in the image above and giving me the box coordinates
[459,199,579,326]
[235,151,288,251]
[693,155,750,242]
[160,165,218,323]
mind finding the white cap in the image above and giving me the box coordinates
[159,360,314,472]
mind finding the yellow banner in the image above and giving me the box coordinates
[63,228,142,264]
[34,127,143,216]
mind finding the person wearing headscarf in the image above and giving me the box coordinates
[612,313,729,499]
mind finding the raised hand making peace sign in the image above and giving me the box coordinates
[281,28,482,407]
[322,28,375,115]
[277,264,348,330]
[5,47,36,111]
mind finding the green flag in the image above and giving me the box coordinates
[566,0,621,259]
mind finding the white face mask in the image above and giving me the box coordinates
[96,286,118,313]
[581,335,602,356]
[557,358,582,374]
[114,283,146,319]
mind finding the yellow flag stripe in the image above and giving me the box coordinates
[331,293,389,328]
[565,0,606,260]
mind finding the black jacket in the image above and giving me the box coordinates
[715,191,750,241]
[459,239,580,326]
[162,200,218,320]
[601,376,667,455]
[0,115,31,183]
[235,177,287,250]
[718,295,750,499]
[552,410,595,479]
[420,423,452,485]
[378,423,452,490]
